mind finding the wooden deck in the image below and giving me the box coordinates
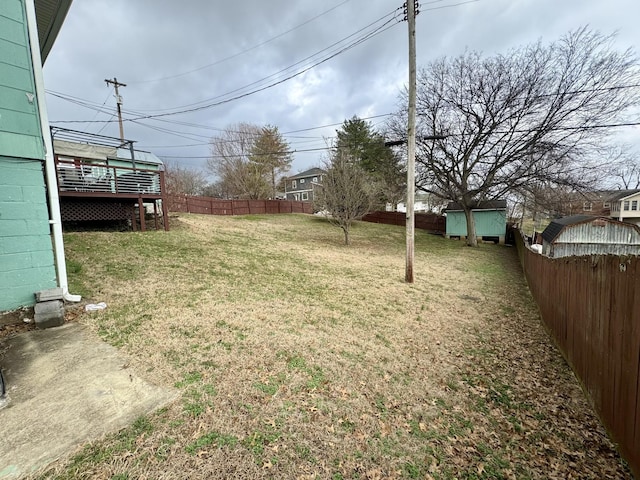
[55,157,168,231]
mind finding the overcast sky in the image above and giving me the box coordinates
[43,0,640,178]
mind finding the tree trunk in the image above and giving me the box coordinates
[463,207,478,247]
[342,226,350,245]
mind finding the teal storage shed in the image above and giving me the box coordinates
[445,200,507,244]
[0,0,74,312]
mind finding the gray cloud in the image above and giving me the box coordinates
[44,0,640,174]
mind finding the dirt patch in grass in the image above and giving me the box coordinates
[34,214,632,479]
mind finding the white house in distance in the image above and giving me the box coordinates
[610,189,640,225]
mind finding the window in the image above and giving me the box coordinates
[624,200,630,211]
[291,180,297,189]
[313,177,318,182]
[603,202,610,209]
[301,192,309,201]
[633,200,638,211]
[294,193,300,201]
[583,202,592,212]
[300,178,305,184]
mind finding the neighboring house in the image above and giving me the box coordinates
[52,128,168,231]
[609,189,640,226]
[557,190,616,217]
[539,189,640,221]
[445,200,507,244]
[0,0,76,312]
[541,215,640,258]
[284,168,324,202]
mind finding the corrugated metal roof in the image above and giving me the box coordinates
[115,148,163,165]
[541,215,593,243]
[542,215,640,245]
[34,0,73,63]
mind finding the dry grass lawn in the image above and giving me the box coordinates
[34,213,631,479]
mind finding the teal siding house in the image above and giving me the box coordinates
[445,200,507,244]
[0,0,76,312]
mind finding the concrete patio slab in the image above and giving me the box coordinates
[0,322,176,478]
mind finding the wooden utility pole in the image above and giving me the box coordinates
[406,0,417,283]
[105,77,126,141]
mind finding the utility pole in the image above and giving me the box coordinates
[105,77,126,141]
[405,0,418,283]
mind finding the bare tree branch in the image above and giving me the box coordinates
[390,27,640,246]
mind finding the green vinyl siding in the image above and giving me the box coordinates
[446,210,506,237]
[0,1,56,311]
[0,157,57,311]
[0,0,45,161]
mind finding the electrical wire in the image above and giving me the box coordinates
[120,9,402,115]
[129,0,353,85]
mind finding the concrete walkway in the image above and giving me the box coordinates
[0,322,176,478]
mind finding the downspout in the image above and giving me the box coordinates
[25,0,81,303]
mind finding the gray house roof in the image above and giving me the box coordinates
[445,200,507,212]
[287,168,324,181]
[35,0,74,63]
[608,189,640,202]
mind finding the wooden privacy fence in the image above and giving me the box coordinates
[167,195,313,216]
[362,211,445,234]
[515,231,640,477]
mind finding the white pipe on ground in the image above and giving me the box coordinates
[25,0,81,303]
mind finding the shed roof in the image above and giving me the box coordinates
[541,215,591,243]
[541,215,640,244]
[445,200,507,212]
[53,139,163,165]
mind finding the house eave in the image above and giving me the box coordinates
[35,0,73,63]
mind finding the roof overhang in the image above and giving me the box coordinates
[35,0,73,63]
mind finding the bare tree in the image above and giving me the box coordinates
[208,123,294,199]
[164,161,207,196]
[390,27,640,246]
[317,152,378,245]
[207,123,269,199]
[604,145,640,189]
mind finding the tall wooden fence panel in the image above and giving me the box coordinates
[362,211,445,234]
[515,231,640,477]
[167,195,312,216]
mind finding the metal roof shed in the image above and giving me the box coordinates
[541,215,640,258]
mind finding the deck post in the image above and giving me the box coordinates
[153,200,159,230]
[131,203,137,231]
[138,195,146,231]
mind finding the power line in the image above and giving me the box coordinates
[88,87,114,134]
[129,0,353,85]
[422,0,480,12]
[48,13,398,121]
[45,1,488,124]
[121,10,402,116]
[157,121,640,160]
